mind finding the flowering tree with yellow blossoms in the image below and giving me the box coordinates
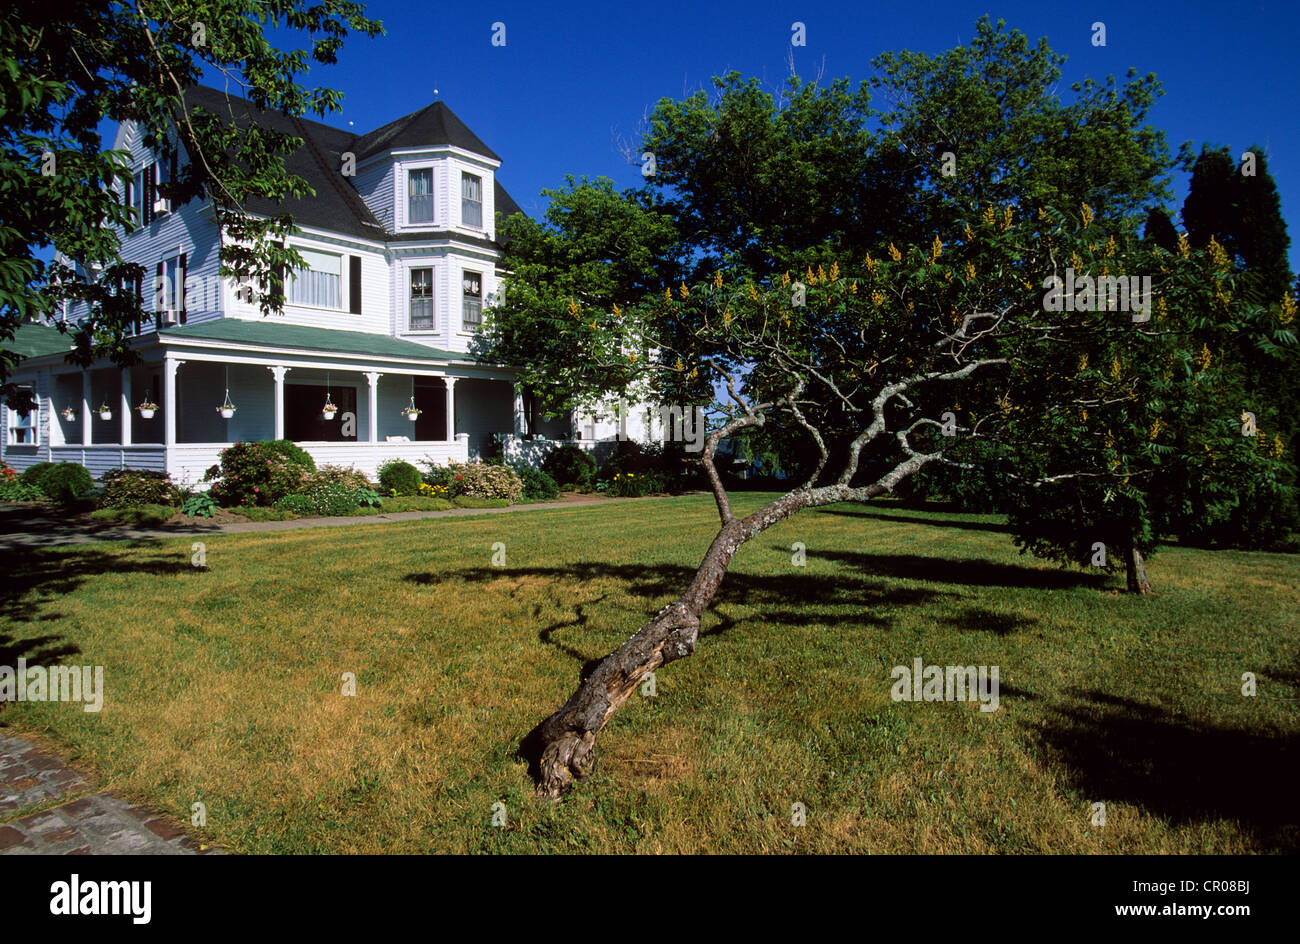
[488,189,1291,797]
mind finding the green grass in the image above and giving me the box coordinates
[1,495,1295,853]
[377,495,455,513]
[89,504,178,527]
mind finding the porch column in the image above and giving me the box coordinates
[164,357,183,447]
[120,368,132,446]
[268,366,289,440]
[512,382,527,437]
[48,381,63,446]
[81,371,92,446]
[365,372,380,444]
[444,377,457,442]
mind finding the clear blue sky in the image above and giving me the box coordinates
[233,0,1298,270]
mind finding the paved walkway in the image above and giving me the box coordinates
[0,494,643,550]
[0,733,217,855]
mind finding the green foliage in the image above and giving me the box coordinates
[28,461,94,504]
[204,441,307,506]
[540,445,597,489]
[181,493,217,518]
[378,459,422,496]
[274,481,361,517]
[450,495,510,509]
[437,462,523,503]
[606,471,664,498]
[99,469,179,509]
[0,0,383,406]
[509,462,559,502]
[355,487,382,508]
[1,461,43,500]
[263,439,317,473]
[90,504,176,527]
[304,464,372,491]
[232,505,298,522]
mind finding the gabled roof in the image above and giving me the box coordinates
[351,100,501,162]
[178,86,522,243]
[159,319,476,363]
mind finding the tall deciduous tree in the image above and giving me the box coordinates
[1,0,382,405]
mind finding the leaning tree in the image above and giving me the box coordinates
[489,195,1239,798]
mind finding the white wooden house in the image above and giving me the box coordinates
[2,86,642,483]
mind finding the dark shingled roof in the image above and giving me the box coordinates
[351,100,501,162]
[180,86,522,244]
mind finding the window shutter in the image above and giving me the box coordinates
[178,253,187,323]
[154,260,164,323]
[144,164,154,224]
[349,255,362,314]
[134,271,143,334]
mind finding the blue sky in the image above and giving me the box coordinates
[225,0,1297,269]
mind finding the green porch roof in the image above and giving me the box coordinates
[7,323,75,359]
[159,319,475,362]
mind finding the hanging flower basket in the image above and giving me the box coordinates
[402,406,422,421]
[97,403,113,421]
[322,401,338,421]
[60,407,77,422]
[217,398,237,419]
[137,399,159,420]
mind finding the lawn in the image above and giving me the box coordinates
[1,494,1295,853]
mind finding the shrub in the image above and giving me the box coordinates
[430,461,523,503]
[607,470,664,498]
[378,459,423,496]
[31,462,94,504]
[203,441,308,506]
[0,468,44,500]
[232,505,298,522]
[99,469,180,509]
[511,462,559,502]
[18,461,56,491]
[274,480,362,517]
[90,504,176,527]
[309,465,373,492]
[379,495,454,512]
[451,495,510,509]
[541,445,596,489]
[181,492,217,518]
[263,439,316,473]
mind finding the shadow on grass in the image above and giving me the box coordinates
[809,549,1109,591]
[0,545,199,626]
[1033,687,1299,852]
[410,560,953,788]
[814,505,1012,534]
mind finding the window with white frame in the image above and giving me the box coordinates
[6,386,38,445]
[461,270,482,330]
[408,168,434,224]
[157,253,183,319]
[461,173,482,228]
[287,248,342,309]
[409,267,434,329]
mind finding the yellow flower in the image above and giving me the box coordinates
[982,206,996,227]
[1281,294,1297,325]
[713,270,723,290]
[1079,353,1089,372]
[674,356,684,372]
[1001,206,1013,232]
[1070,251,1083,270]
[871,290,885,308]
[568,297,580,318]
[817,264,827,282]
[889,243,902,262]
[1080,408,1088,421]
[689,368,698,379]
[964,261,976,280]
[1149,418,1164,441]
[780,271,790,287]
[1110,356,1122,381]
[1272,434,1286,459]
[678,282,689,299]
[1207,236,1230,271]
[864,253,878,274]
[1156,297,1168,321]
[1038,207,1050,222]
[1177,233,1190,258]
[1081,203,1094,229]
[747,283,759,301]
[848,281,858,294]
[1197,344,1212,372]
[663,287,673,305]
[929,235,943,262]
[723,307,732,325]
[963,222,974,241]
[1104,236,1116,258]
[1104,430,1115,450]
[806,265,816,284]
[612,302,622,318]
[829,261,839,280]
